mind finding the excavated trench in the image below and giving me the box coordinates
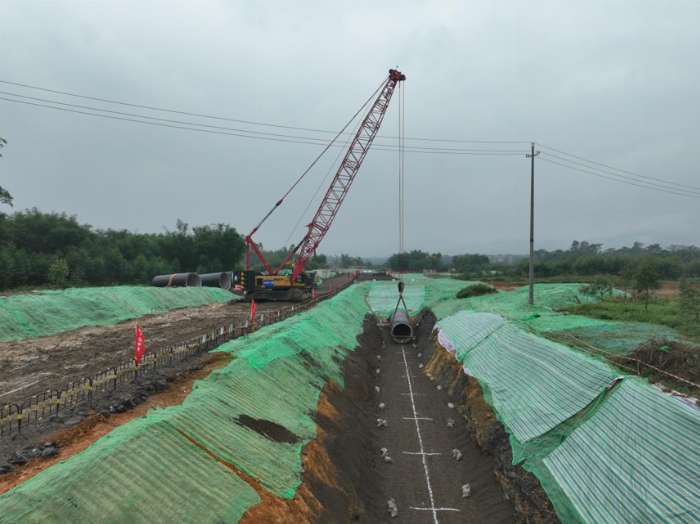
[246,312,559,522]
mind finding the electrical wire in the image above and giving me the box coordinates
[540,157,700,199]
[0,93,523,155]
[248,78,386,235]
[282,120,356,247]
[0,78,528,145]
[537,142,700,192]
[541,150,700,196]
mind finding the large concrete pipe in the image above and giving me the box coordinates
[390,309,414,343]
[199,272,232,290]
[151,273,202,287]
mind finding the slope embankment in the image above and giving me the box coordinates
[0,283,372,522]
[433,307,700,523]
[0,285,235,342]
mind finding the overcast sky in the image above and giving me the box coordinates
[1,1,698,256]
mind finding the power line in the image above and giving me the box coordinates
[0,94,523,155]
[540,157,700,199]
[537,142,700,192]
[541,150,700,196]
[0,78,528,145]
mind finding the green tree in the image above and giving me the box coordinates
[307,254,327,270]
[339,253,364,268]
[634,259,660,311]
[388,250,443,272]
[452,254,490,277]
[0,187,11,207]
[47,257,70,287]
[679,279,700,322]
[582,276,614,299]
[1,136,12,207]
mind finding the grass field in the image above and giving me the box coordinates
[566,297,700,341]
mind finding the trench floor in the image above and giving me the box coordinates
[372,319,514,523]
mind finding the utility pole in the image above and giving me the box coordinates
[526,142,540,305]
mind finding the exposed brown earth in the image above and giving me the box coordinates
[0,351,231,494]
[0,274,353,408]
[424,341,559,523]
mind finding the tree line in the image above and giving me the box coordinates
[0,209,245,289]
[517,241,700,280]
[386,241,700,281]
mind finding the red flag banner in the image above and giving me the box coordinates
[249,298,257,323]
[134,324,146,365]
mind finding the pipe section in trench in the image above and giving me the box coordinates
[390,309,414,343]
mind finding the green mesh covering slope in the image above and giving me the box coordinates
[0,416,260,523]
[455,319,617,443]
[538,378,700,524]
[435,300,700,524]
[548,322,679,354]
[168,286,369,498]
[368,279,426,316]
[0,286,235,342]
[432,282,680,354]
[432,283,596,321]
[0,283,370,522]
[367,275,466,317]
[435,311,504,361]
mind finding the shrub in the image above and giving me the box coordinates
[456,283,497,299]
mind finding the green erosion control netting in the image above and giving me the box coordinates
[0,286,235,342]
[0,416,260,523]
[548,322,679,354]
[435,311,504,361]
[436,305,700,523]
[432,282,680,354]
[438,314,617,443]
[367,275,465,317]
[0,283,371,522]
[368,278,426,316]
[538,378,700,524]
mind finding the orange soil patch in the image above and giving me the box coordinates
[656,280,680,299]
[0,352,231,495]
[239,385,342,524]
[491,280,520,291]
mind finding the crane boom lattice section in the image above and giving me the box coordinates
[292,69,405,278]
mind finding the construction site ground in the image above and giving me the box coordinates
[0,275,351,407]
[330,314,515,523]
[0,275,353,468]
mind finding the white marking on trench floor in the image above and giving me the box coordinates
[410,506,461,512]
[402,451,442,456]
[402,416,434,421]
[400,346,460,523]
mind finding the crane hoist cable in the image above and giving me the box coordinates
[246,79,386,240]
[244,69,406,282]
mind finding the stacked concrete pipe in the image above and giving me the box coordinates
[199,272,232,290]
[151,273,202,287]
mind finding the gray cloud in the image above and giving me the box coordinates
[1,0,698,256]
